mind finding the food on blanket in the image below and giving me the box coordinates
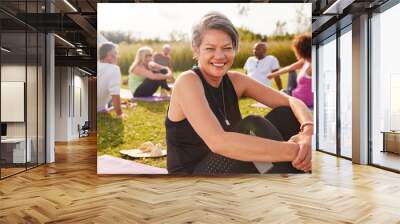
[150,143,163,157]
[139,141,154,152]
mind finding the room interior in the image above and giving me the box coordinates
[0,0,399,222]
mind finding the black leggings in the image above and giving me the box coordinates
[192,107,303,175]
[282,71,297,96]
[133,78,171,97]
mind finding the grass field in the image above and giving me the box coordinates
[97,69,289,168]
[117,40,296,75]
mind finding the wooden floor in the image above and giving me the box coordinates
[1,167,26,178]
[1,136,400,223]
[372,150,400,171]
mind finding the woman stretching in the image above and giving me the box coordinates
[165,12,313,175]
[267,33,313,109]
[129,46,173,97]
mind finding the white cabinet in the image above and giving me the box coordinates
[1,138,31,163]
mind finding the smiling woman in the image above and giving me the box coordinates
[165,12,314,175]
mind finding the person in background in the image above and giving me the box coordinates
[97,42,124,119]
[244,42,282,90]
[267,33,313,109]
[153,44,173,71]
[153,44,175,95]
[129,46,173,97]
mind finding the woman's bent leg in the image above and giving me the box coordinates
[192,115,302,174]
[160,79,171,91]
[133,78,162,97]
[264,106,300,141]
[192,152,258,175]
[264,106,303,173]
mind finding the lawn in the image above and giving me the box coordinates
[97,69,289,168]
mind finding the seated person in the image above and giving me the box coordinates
[165,12,313,175]
[97,42,124,119]
[128,46,174,97]
[267,33,313,109]
[243,41,282,90]
[153,44,173,71]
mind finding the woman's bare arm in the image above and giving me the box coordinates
[171,71,299,163]
[267,59,304,79]
[230,72,312,127]
[131,65,171,80]
[148,61,163,70]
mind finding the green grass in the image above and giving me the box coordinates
[98,70,289,168]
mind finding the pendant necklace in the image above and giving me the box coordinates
[220,79,230,126]
[198,66,230,127]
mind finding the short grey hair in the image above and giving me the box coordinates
[163,44,171,50]
[98,42,117,60]
[192,11,239,51]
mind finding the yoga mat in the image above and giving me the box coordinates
[132,93,170,102]
[250,102,270,109]
[101,103,134,113]
[97,155,168,174]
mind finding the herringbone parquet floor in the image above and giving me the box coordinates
[1,135,400,223]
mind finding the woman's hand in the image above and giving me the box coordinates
[288,133,312,172]
[165,67,174,81]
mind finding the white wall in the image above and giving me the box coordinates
[55,67,69,141]
[54,67,89,141]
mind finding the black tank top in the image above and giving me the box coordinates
[165,66,242,174]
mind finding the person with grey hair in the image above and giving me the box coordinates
[97,42,124,118]
[165,11,313,175]
[153,44,175,95]
[153,44,173,70]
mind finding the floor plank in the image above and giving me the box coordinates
[0,135,399,223]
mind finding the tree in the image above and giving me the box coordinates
[273,21,287,36]
[100,31,134,44]
[169,30,188,42]
[237,27,266,42]
[237,4,250,17]
[295,5,312,34]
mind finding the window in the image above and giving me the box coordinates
[317,35,337,154]
[339,27,352,158]
[370,3,400,171]
[0,2,46,179]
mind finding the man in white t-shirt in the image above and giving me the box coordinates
[97,42,124,118]
[243,42,282,90]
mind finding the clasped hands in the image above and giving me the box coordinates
[288,132,312,172]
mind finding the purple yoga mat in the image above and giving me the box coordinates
[132,95,170,102]
[97,155,168,174]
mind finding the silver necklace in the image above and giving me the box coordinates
[221,79,230,126]
[196,67,230,127]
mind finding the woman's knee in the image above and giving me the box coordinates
[241,115,264,124]
[265,106,300,141]
[235,115,283,141]
[268,106,293,117]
